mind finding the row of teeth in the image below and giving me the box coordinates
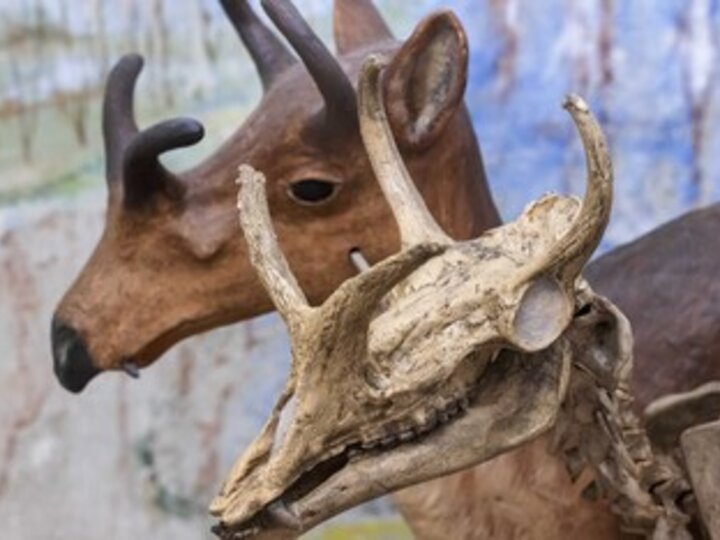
[216,395,472,539]
[353,395,471,454]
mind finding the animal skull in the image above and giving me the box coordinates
[210,55,614,538]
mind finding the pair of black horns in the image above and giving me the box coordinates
[103,1,393,205]
[103,54,205,208]
[261,0,357,123]
[219,0,297,90]
[222,0,392,126]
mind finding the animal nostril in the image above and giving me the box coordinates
[51,317,101,394]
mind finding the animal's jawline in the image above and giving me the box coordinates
[218,388,475,538]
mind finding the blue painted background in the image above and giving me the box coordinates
[451,0,720,251]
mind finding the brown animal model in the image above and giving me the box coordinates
[51,0,719,538]
[51,0,498,392]
[586,203,720,410]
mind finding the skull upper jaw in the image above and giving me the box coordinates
[211,339,572,538]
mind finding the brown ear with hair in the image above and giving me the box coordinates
[383,11,468,151]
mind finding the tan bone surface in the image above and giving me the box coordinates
[210,54,621,539]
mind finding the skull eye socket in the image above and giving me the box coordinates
[287,179,340,206]
[510,276,573,352]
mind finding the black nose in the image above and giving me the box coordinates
[51,317,101,393]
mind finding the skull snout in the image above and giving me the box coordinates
[51,316,101,393]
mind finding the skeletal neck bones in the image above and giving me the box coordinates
[211,54,615,538]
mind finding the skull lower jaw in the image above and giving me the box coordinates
[212,343,571,539]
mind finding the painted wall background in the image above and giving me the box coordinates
[0,1,718,539]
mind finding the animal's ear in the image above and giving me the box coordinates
[333,0,393,55]
[382,11,468,150]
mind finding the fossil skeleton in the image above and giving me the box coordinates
[210,56,696,539]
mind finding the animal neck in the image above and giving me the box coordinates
[392,434,624,540]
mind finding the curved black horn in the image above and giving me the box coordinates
[103,54,143,182]
[219,0,297,91]
[102,54,205,207]
[122,118,205,208]
[262,0,357,126]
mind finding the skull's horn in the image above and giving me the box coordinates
[236,165,311,333]
[358,54,451,247]
[219,0,297,91]
[122,118,205,207]
[544,95,613,285]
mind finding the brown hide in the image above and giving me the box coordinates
[393,435,628,540]
[51,1,499,392]
[586,202,720,410]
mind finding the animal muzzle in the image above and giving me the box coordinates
[51,316,101,393]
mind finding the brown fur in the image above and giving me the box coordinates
[53,14,498,371]
[394,436,629,540]
[56,42,497,369]
[586,203,720,410]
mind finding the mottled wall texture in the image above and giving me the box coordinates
[0,1,718,539]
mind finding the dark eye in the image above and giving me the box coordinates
[287,179,339,205]
[574,304,592,317]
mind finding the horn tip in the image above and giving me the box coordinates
[149,117,205,147]
[177,117,206,144]
[361,53,389,79]
[107,53,145,86]
[431,9,464,27]
[236,164,264,186]
[260,0,281,13]
[563,94,589,114]
[367,53,389,69]
[116,53,145,72]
